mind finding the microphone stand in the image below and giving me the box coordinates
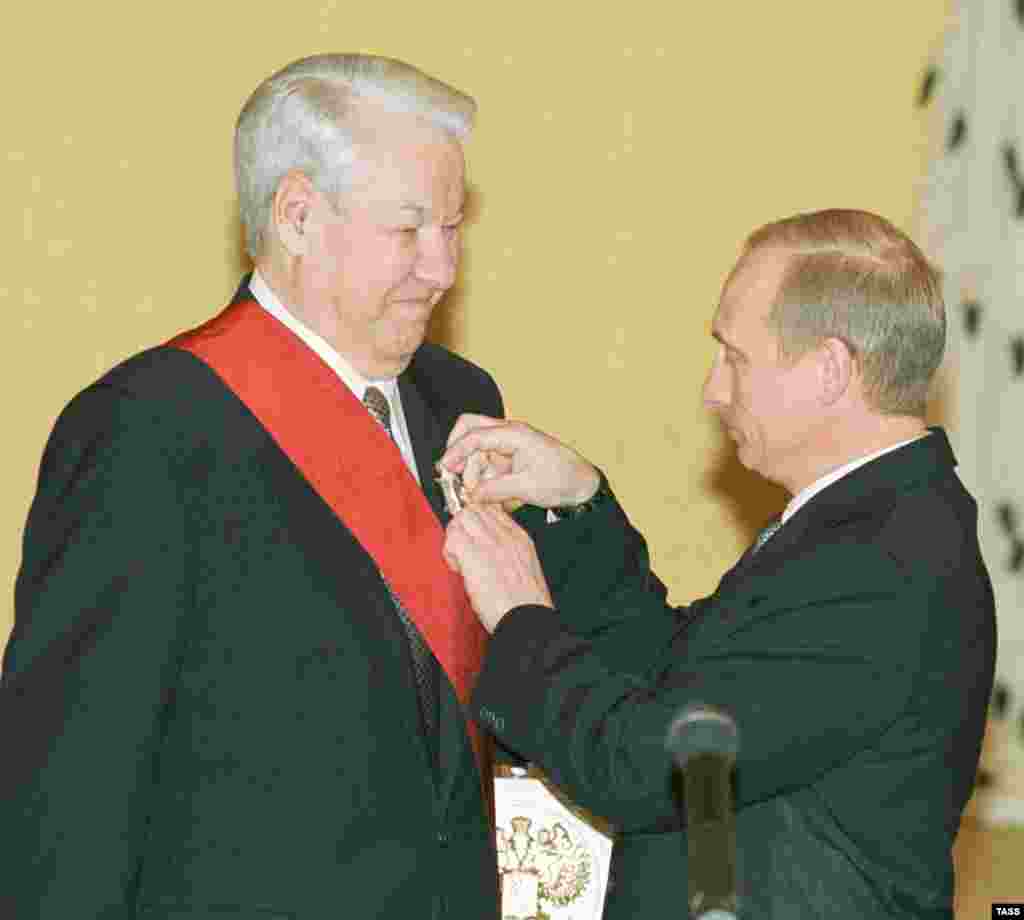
[666,703,740,920]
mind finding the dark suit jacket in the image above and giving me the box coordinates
[473,429,996,919]
[2,282,506,919]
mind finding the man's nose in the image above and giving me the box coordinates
[416,231,458,289]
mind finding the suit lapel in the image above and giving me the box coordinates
[175,299,490,807]
[228,273,253,306]
[697,431,957,638]
[399,364,478,809]
[399,372,449,523]
[233,271,448,527]
[236,272,449,526]
[225,281,487,808]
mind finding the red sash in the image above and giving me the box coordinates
[169,299,489,777]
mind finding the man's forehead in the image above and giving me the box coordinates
[352,183,465,216]
[710,249,790,342]
[730,248,789,292]
[721,251,788,309]
[345,143,465,214]
[349,103,463,161]
[348,95,446,137]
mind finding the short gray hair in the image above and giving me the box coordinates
[235,53,476,260]
[743,209,945,417]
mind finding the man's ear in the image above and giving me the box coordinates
[272,170,316,256]
[819,336,855,406]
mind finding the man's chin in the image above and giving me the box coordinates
[387,338,426,375]
[734,440,756,471]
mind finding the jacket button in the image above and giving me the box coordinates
[437,830,450,846]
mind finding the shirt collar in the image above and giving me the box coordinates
[781,432,930,525]
[248,269,400,404]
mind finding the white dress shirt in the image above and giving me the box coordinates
[248,270,421,483]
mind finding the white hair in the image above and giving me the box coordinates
[234,53,476,260]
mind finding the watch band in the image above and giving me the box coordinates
[551,469,613,519]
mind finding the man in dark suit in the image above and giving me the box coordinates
[2,53,522,919]
[441,209,996,918]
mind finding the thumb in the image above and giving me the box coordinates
[446,413,504,450]
[443,424,524,471]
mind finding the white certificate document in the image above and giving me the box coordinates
[495,766,614,920]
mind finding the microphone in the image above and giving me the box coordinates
[665,703,740,920]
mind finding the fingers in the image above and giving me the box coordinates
[441,545,461,573]
[439,429,490,474]
[445,413,505,452]
[448,503,522,544]
[460,450,485,492]
[485,504,528,537]
[441,418,534,471]
[442,417,598,509]
[465,471,533,506]
[444,505,553,628]
[448,502,499,539]
[461,449,501,492]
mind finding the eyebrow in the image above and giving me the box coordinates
[395,203,465,222]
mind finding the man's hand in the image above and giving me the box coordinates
[444,504,554,633]
[440,414,600,509]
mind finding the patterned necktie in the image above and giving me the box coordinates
[363,386,440,746]
[362,386,393,439]
[750,516,783,556]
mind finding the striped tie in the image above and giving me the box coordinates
[750,516,783,556]
[362,385,393,433]
[363,386,440,747]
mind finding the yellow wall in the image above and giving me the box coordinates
[1,0,947,647]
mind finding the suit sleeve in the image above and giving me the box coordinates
[472,547,923,833]
[514,486,683,675]
[1,384,198,919]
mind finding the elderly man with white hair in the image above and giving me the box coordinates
[1,53,561,919]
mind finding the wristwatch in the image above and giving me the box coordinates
[551,469,614,519]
